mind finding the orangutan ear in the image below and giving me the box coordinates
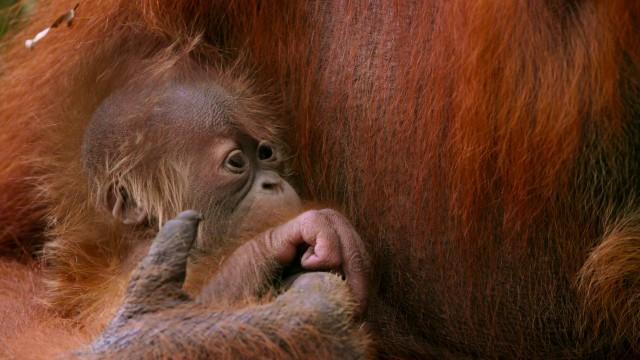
[106,185,148,225]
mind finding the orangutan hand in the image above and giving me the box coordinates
[74,211,370,359]
[199,209,372,315]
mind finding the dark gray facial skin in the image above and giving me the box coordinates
[82,78,301,252]
[187,131,302,250]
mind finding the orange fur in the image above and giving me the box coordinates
[577,212,640,352]
[0,0,639,357]
[0,261,93,359]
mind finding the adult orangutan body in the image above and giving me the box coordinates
[1,1,639,358]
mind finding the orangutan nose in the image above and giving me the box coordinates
[251,171,301,212]
[258,171,284,193]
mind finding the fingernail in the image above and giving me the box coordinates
[177,210,203,222]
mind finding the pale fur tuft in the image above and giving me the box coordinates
[577,212,640,351]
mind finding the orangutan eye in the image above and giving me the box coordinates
[224,150,247,173]
[257,141,275,162]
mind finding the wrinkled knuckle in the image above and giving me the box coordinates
[318,208,337,215]
[321,209,357,230]
[263,228,275,249]
[347,252,369,275]
[319,208,343,220]
[298,209,326,227]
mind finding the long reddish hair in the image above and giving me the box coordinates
[1,0,639,356]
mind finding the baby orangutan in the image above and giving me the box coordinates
[63,64,372,358]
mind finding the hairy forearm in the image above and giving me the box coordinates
[77,273,370,360]
[197,235,280,306]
